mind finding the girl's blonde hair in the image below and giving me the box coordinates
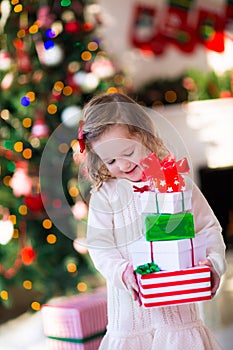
[81,93,169,190]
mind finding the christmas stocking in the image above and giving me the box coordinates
[160,2,197,53]
[130,4,165,55]
[197,8,225,53]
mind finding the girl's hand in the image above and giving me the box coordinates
[122,263,142,306]
[199,258,220,297]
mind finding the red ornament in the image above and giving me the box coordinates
[10,161,32,197]
[24,194,44,212]
[37,6,55,28]
[0,50,12,71]
[65,21,81,33]
[14,39,32,73]
[31,115,49,139]
[66,73,80,93]
[21,246,37,265]
[82,22,94,31]
[220,91,232,98]
[50,91,62,102]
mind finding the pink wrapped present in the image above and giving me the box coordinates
[137,266,211,308]
[41,290,107,350]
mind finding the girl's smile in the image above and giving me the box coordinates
[92,125,149,182]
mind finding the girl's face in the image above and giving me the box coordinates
[91,124,149,182]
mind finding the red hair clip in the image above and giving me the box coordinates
[78,120,85,153]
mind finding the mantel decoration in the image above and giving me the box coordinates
[130,0,233,55]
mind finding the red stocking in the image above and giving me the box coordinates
[130,4,165,55]
[197,9,225,52]
[160,5,197,53]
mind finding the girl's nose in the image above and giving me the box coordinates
[117,158,131,171]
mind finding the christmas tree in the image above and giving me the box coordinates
[0,0,126,316]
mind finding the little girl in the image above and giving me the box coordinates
[78,92,226,349]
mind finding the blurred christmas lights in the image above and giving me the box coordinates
[0,0,126,307]
[0,206,14,245]
[46,28,56,39]
[20,96,30,107]
[61,0,72,8]
[44,40,55,50]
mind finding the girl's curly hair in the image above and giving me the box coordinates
[80,93,169,190]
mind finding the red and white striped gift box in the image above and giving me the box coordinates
[137,266,211,308]
[41,289,107,350]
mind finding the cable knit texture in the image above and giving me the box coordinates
[87,179,226,350]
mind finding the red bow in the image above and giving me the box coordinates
[140,153,190,193]
[77,120,85,153]
[133,185,150,193]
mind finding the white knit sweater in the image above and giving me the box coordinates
[87,178,226,350]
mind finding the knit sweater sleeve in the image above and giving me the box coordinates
[191,182,227,277]
[86,183,129,291]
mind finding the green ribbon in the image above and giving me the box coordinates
[181,191,185,211]
[155,192,160,213]
[135,262,161,275]
[47,329,106,344]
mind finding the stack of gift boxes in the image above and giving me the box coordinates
[130,153,211,308]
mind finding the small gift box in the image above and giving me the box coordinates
[144,212,195,241]
[139,190,192,214]
[41,289,107,350]
[137,266,211,308]
[129,234,206,271]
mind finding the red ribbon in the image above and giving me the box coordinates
[150,241,154,262]
[190,238,195,267]
[149,238,195,268]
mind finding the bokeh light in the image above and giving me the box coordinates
[21,96,30,107]
[42,219,52,229]
[31,301,41,311]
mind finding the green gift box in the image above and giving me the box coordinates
[145,212,195,241]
